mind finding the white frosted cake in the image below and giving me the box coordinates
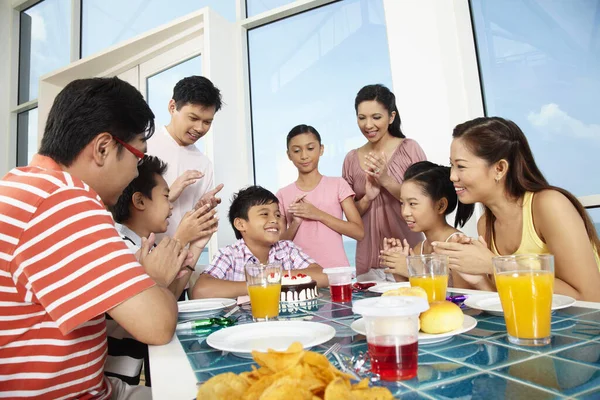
[280,273,318,302]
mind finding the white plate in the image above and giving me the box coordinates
[367,282,411,294]
[206,321,336,354]
[177,298,236,319]
[464,294,576,317]
[350,315,478,345]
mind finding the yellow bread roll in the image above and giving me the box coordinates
[419,301,464,334]
[382,286,428,300]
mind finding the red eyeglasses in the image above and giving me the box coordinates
[112,135,146,165]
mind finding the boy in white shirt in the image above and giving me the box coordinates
[147,76,224,240]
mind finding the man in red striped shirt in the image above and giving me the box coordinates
[0,77,187,399]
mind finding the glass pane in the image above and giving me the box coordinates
[146,55,203,152]
[589,208,600,236]
[248,0,392,266]
[246,0,296,18]
[470,0,600,197]
[81,0,237,57]
[17,108,39,167]
[19,0,71,103]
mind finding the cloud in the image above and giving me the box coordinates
[527,103,600,140]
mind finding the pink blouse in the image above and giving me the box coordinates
[342,138,426,275]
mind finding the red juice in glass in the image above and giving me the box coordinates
[368,337,418,381]
[330,283,352,302]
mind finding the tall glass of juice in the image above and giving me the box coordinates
[493,254,554,346]
[245,263,282,322]
[406,254,448,303]
[353,296,428,381]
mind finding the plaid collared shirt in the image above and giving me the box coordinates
[204,239,315,281]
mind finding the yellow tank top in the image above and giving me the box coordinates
[491,191,600,269]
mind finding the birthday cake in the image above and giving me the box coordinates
[280,273,318,302]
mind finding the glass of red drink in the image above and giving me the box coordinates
[323,267,353,302]
[353,296,429,381]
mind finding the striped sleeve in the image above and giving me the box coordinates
[12,187,155,335]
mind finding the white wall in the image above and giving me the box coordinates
[0,1,14,178]
[383,0,484,236]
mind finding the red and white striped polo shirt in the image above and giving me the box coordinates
[0,155,155,399]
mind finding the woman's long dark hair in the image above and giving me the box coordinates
[453,116,600,250]
[404,161,474,228]
[354,84,405,138]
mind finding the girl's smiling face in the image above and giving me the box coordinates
[400,180,443,232]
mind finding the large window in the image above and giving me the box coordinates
[470,0,600,198]
[19,0,71,104]
[245,0,296,17]
[248,0,393,264]
[16,108,39,167]
[81,0,236,57]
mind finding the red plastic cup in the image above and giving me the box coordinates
[323,267,353,303]
[353,296,429,381]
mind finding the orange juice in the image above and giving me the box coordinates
[495,271,554,339]
[248,283,281,320]
[409,275,448,303]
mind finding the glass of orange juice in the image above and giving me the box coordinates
[245,263,282,322]
[406,255,448,303]
[493,254,554,346]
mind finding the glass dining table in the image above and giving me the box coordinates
[149,288,600,399]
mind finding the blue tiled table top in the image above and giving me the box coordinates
[176,289,600,399]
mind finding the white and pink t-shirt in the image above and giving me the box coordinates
[276,176,355,268]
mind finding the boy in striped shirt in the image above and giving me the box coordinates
[0,77,187,399]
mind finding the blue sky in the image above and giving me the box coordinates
[471,0,600,198]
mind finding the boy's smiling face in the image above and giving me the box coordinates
[235,202,282,246]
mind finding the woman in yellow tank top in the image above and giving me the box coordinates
[432,117,600,302]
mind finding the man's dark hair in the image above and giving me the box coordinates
[173,76,222,112]
[229,186,279,240]
[39,77,155,166]
[111,156,168,223]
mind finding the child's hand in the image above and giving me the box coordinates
[289,194,307,224]
[175,204,219,245]
[169,170,204,202]
[380,238,413,277]
[288,199,323,221]
[382,237,406,253]
[364,175,381,201]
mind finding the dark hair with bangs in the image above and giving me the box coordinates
[229,186,279,240]
[172,75,222,112]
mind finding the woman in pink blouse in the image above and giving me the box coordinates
[343,84,426,282]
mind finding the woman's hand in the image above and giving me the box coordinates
[364,152,392,187]
[364,175,381,201]
[432,236,496,288]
